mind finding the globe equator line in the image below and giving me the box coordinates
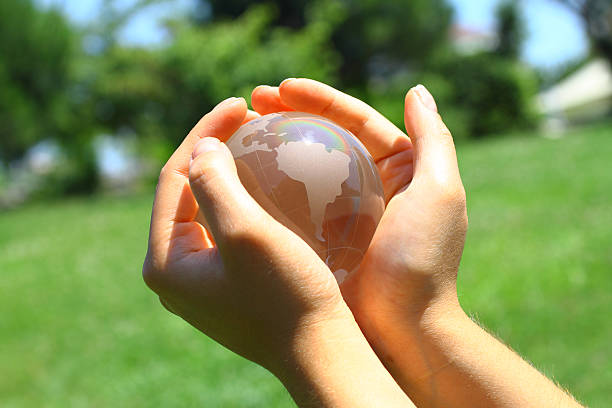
[325,246,365,256]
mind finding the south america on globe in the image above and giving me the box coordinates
[226,112,384,282]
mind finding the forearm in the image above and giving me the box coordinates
[275,311,416,408]
[361,296,581,408]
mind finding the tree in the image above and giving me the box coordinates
[199,0,310,29]
[556,0,612,65]
[0,0,74,166]
[194,0,453,87]
[91,3,341,157]
[415,0,537,141]
[87,0,173,51]
[494,0,526,60]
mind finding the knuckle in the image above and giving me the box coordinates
[188,154,224,188]
[188,162,206,186]
[217,212,273,253]
[158,162,186,186]
[222,219,260,246]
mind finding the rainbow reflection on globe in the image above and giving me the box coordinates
[226,112,384,282]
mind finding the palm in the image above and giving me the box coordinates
[145,98,265,287]
[250,79,466,312]
[250,80,419,288]
[143,99,345,367]
[340,143,422,306]
[144,101,250,298]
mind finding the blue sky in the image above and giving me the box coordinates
[38,0,589,69]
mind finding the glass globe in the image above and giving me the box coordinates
[226,112,384,281]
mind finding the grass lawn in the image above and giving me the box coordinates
[1,121,611,407]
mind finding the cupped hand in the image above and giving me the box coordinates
[251,78,468,351]
[142,97,349,373]
[251,80,587,408]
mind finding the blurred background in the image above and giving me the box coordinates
[0,0,610,406]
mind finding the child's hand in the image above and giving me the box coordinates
[142,97,415,407]
[142,97,347,370]
[252,80,582,408]
[252,79,467,333]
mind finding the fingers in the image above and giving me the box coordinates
[244,109,260,124]
[278,78,411,161]
[164,97,249,179]
[147,98,248,265]
[403,85,462,190]
[251,85,293,115]
[188,138,263,246]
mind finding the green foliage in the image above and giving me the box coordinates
[2,122,611,406]
[189,0,535,143]
[1,0,541,200]
[93,0,174,48]
[94,3,341,149]
[434,53,539,139]
[536,55,590,90]
[203,0,310,28]
[494,0,525,60]
[330,0,453,86]
[396,2,536,141]
[0,0,103,196]
[197,0,454,87]
[46,145,100,197]
[0,0,74,164]
[358,52,539,142]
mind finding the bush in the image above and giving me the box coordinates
[91,3,342,151]
[433,53,539,140]
[341,52,538,144]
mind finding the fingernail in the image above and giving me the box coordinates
[193,137,222,158]
[214,96,241,110]
[280,78,296,86]
[414,84,438,113]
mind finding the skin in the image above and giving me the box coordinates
[250,79,584,408]
[142,97,415,408]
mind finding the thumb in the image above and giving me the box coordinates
[189,137,260,244]
[404,85,462,187]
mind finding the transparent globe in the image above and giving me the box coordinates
[227,112,384,282]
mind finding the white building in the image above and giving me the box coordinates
[538,58,612,126]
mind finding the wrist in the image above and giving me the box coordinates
[347,264,463,332]
[271,309,355,405]
[347,282,467,388]
[271,304,413,407]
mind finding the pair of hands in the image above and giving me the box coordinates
[142,79,467,406]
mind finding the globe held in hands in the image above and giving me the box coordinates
[226,112,384,282]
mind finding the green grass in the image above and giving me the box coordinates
[457,121,612,406]
[1,121,611,407]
